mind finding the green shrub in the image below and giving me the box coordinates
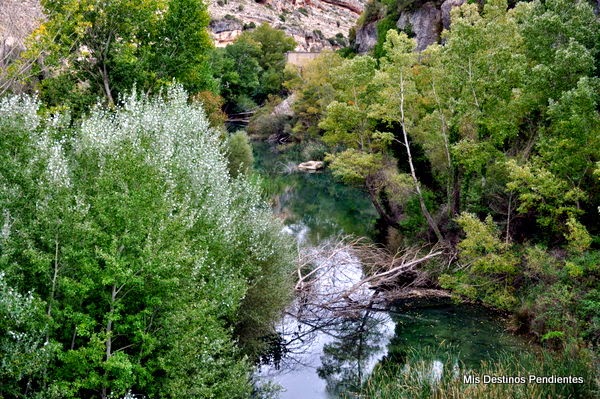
[0,87,294,397]
[226,130,254,178]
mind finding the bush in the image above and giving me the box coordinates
[248,112,291,140]
[226,130,254,178]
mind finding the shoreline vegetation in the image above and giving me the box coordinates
[1,0,599,397]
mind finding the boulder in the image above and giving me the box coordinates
[298,160,325,172]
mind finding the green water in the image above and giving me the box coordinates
[387,300,529,369]
[252,141,378,242]
[252,141,531,398]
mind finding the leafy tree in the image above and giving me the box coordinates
[214,24,296,110]
[284,52,343,139]
[19,0,214,112]
[213,36,263,111]
[151,0,216,93]
[439,213,519,309]
[0,87,294,398]
[372,31,443,240]
[249,23,297,98]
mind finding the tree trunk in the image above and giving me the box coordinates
[365,175,400,229]
[398,72,443,242]
[451,167,461,216]
[100,63,115,107]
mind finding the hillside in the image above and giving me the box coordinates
[208,0,367,50]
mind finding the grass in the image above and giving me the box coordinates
[349,345,599,399]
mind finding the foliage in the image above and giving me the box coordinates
[355,345,599,398]
[439,213,518,309]
[284,52,343,140]
[0,87,294,398]
[191,90,228,127]
[226,130,254,178]
[213,24,296,110]
[326,149,383,186]
[17,0,215,113]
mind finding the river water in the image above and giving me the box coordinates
[252,141,528,398]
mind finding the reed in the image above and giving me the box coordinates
[351,345,599,399]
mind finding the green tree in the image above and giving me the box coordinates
[284,52,343,139]
[0,87,294,398]
[151,0,216,93]
[226,130,254,178]
[372,31,443,241]
[20,0,214,112]
[214,24,295,110]
[249,23,297,99]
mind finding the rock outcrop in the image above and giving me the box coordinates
[441,0,466,30]
[208,0,367,51]
[396,2,441,51]
[355,0,468,54]
[355,21,378,54]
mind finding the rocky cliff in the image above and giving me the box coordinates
[0,0,44,68]
[208,0,367,51]
[1,0,365,58]
[355,0,466,53]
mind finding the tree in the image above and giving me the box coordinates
[372,31,443,241]
[152,0,216,93]
[284,51,343,139]
[226,130,254,178]
[214,23,296,110]
[19,0,214,112]
[0,87,294,398]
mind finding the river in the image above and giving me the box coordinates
[252,141,528,398]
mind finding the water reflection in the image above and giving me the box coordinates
[253,141,528,398]
[257,235,396,399]
[317,310,393,396]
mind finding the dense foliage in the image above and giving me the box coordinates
[284,0,600,351]
[211,23,296,112]
[10,0,215,114]
[0,87,293,398]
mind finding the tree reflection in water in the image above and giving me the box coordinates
[258,238,398,398]
[317,310,391,396]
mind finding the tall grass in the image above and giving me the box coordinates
[351,345,599,399]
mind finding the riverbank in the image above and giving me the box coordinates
[248,139,600,398]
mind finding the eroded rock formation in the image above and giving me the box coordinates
[208,0,367,51]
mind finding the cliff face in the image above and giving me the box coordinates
[355,0,466,53]
[208,0,367,51]
[0,0,44,67]
[1,0,365,58]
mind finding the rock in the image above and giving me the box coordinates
[355,21,378,54]
[441,0,466,31]
[209,18,244,34]
[397,2,442,51]
[272,93,296,117]
[207,0,368,51]
[0,0,44,67]
[298,160,325,172]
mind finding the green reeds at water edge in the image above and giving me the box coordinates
[349,345,599,399]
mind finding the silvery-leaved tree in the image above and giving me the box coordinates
[0,86,293,398]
